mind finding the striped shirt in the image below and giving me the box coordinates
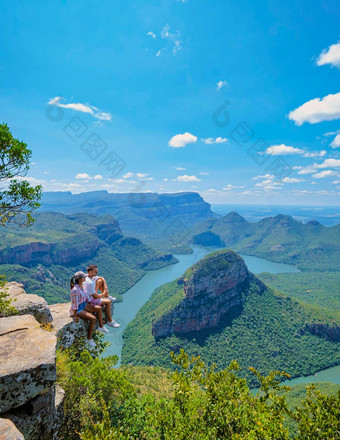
[70,285,92,311]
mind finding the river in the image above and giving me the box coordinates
[104,246,340,386]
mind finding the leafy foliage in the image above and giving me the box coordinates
[0,274,18,317]
[57,348,340,440]
[0,123,42,227]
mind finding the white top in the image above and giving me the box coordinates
[84,276,98,297]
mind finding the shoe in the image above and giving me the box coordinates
[85,339,96,348]
[107,320,120,328]
[98,326,110,333]
[107,296,117,303]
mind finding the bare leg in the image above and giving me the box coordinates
[77,310,96,339]
[86,304,104,327]
[96,277,107,294]
[101,298,112,322]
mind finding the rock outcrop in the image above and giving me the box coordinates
[0,418,24,440]
[2,282,52,324]
[0,315,56,413]
[301,323,340,342]
[152,250,265,338]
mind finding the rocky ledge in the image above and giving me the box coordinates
[152,249,265,338]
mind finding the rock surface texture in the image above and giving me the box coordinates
[152,250,265,338]
[0,418,24,440]
[2,282,52,324]
[0,315,56,413]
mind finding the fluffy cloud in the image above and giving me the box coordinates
[282,177,304,183]
[312,170,338,179]
[176,175,201,182]
[48,97,112,121]
[223,184,244,190]
[217,80,228,91]
[123,172,134,178]
[265,144,326,157]
[75,173,91,179]
[317,41,340,69]
[202,137,228,144]
[147,31,156,39]
[288,93,340,125]
[296,158,340,175]
[168,132,197,148]
[94,175,103,180]
[331,134,340,148]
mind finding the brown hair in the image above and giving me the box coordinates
[87,264,97,272]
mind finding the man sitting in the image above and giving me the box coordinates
[84,264,120,328]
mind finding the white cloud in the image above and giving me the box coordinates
[48,97,112,121]
[163,178,168,182]
[176,175,201,182]
[331,134,340,148]
[75,173,91,179]
[200,172,209,175]
[156,49,162,57]
[160,24,182,54]
[288,93,340,126]
[266,144,304,155]
[173,40,181,53]
[265,144,326,157]
[136,173,149,178]
[333,180,340,184]
[303,150,327,158]
[217,80,228,91]
[173,167,186,171]
[147,31,156,39]
[223,184,244,191]
[202,137,228,144]
[296,158,340,175]
[317,41,340,69]
[168,132,197,148]
[318,158,340,168]
[94,175,103,180]
[282,177,304,183]
[123,172,134,178]
[252,174,275,180]
[312,170,338,179]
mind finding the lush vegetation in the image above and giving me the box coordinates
[0,212,177,304]
[57,341,340,440]
[0,123,42,227]
[191,212,340,271]
[258,271,340,320]
[122,279,340,387]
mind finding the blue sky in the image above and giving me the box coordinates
[1,0,340,205]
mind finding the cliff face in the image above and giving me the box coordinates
[152,250,265,338]
[0,238,102,266]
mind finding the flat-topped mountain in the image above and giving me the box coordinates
[122,249,340,385]
[191,212,340,271]
[152,250,265,338]
[40,191,215,252]
[0,212,177,303]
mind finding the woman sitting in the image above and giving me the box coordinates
[70,271,109,349]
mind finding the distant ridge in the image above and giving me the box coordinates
[192,212,340,271]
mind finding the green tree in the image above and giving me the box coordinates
[0,123,42,227]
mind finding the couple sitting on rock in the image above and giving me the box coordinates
[70,264,120,349]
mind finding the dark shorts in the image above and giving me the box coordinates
[77,302,87,314]
[90,297,102,306]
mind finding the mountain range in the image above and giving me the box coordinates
[191,212,340,271]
